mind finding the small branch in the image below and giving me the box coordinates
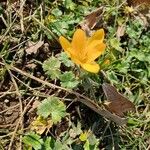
[5,68,23,150]
[8,97,35,150]
[9,65,127,126]
[32,16,59,43]
[0,61,127,126]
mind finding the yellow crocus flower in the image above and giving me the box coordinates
[59,29,106,73]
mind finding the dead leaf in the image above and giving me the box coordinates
[85,7,104,29]
[25,41,44,54]
[31,116,53,135]
[25,63,37,69]
[80,7,104,36]
[116,24,126,39]
[102,83,135,117]
[28,101,41,113]
[135,12,149,27]
[127,0,150,7]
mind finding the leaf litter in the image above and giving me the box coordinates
[0,0,150,149]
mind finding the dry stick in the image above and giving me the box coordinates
[10,65,127,126]
[0,132,15,139]
[9,39,30,52]
[0,92,39,114]
[8,97,35,150]
[0,104,19,114]
[0,127,30,139]
[6,69,23,116]
[109,125,115,149]
[20,0,25,33]
[32,16,59,43]
[147,144,150,150]
[0,0,26,43]
[6,69,23,150]
[0,90,15,98]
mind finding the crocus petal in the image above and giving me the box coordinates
[88,29,104,44]
[70,54,82,65]
[86,42,106,62]
[81,62,100,73]
[72,29,86,53]
[59,36,71,54]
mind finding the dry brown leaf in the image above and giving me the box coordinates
[116,24,126,39]
[28,101,41,113]
[31,116,53,135]
[80,7,104,36]
[127,0,150,6]
[102,83,135,117]
[85,7,104,29]
[25,41,44,54]
[25,63,37,69]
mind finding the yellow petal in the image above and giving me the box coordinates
[71,54,82,65]
[81,62,100,73]
[72,29,86,53]
[88,29,104,44]
[79,132,89,141]
[59,36,71,53]
[86,42,106,62]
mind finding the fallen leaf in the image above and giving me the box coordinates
[102,83,135,117]
[25,63,37,69]
[80,7,104,36]
[127,0,150,6]
[85,7,104,29]
[116,24,126,39]
[31,116,53,135]
[28,101,41,113]
[25,41,44,54]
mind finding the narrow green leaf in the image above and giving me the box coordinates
[42,137,52,150]
[23,132,43,150]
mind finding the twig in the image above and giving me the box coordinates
[0,90,15,98]
[20,0,25,32]
[0,104,19,114]
[9,64,127,126]
[0,61,127,125]
[5,68,23,150]
[8,97,35,150]
[32,16,59,42]
[109,125,115,149]
[0,0,26,42]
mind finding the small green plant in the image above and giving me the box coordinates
[23,133,70,150]
[60,71,79,89]
[58,52,74,67]
[37,97,67,124]
[42,56,61,80]
[42,55,79,89]
[1,0,149,150]
[23,132,44,150]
